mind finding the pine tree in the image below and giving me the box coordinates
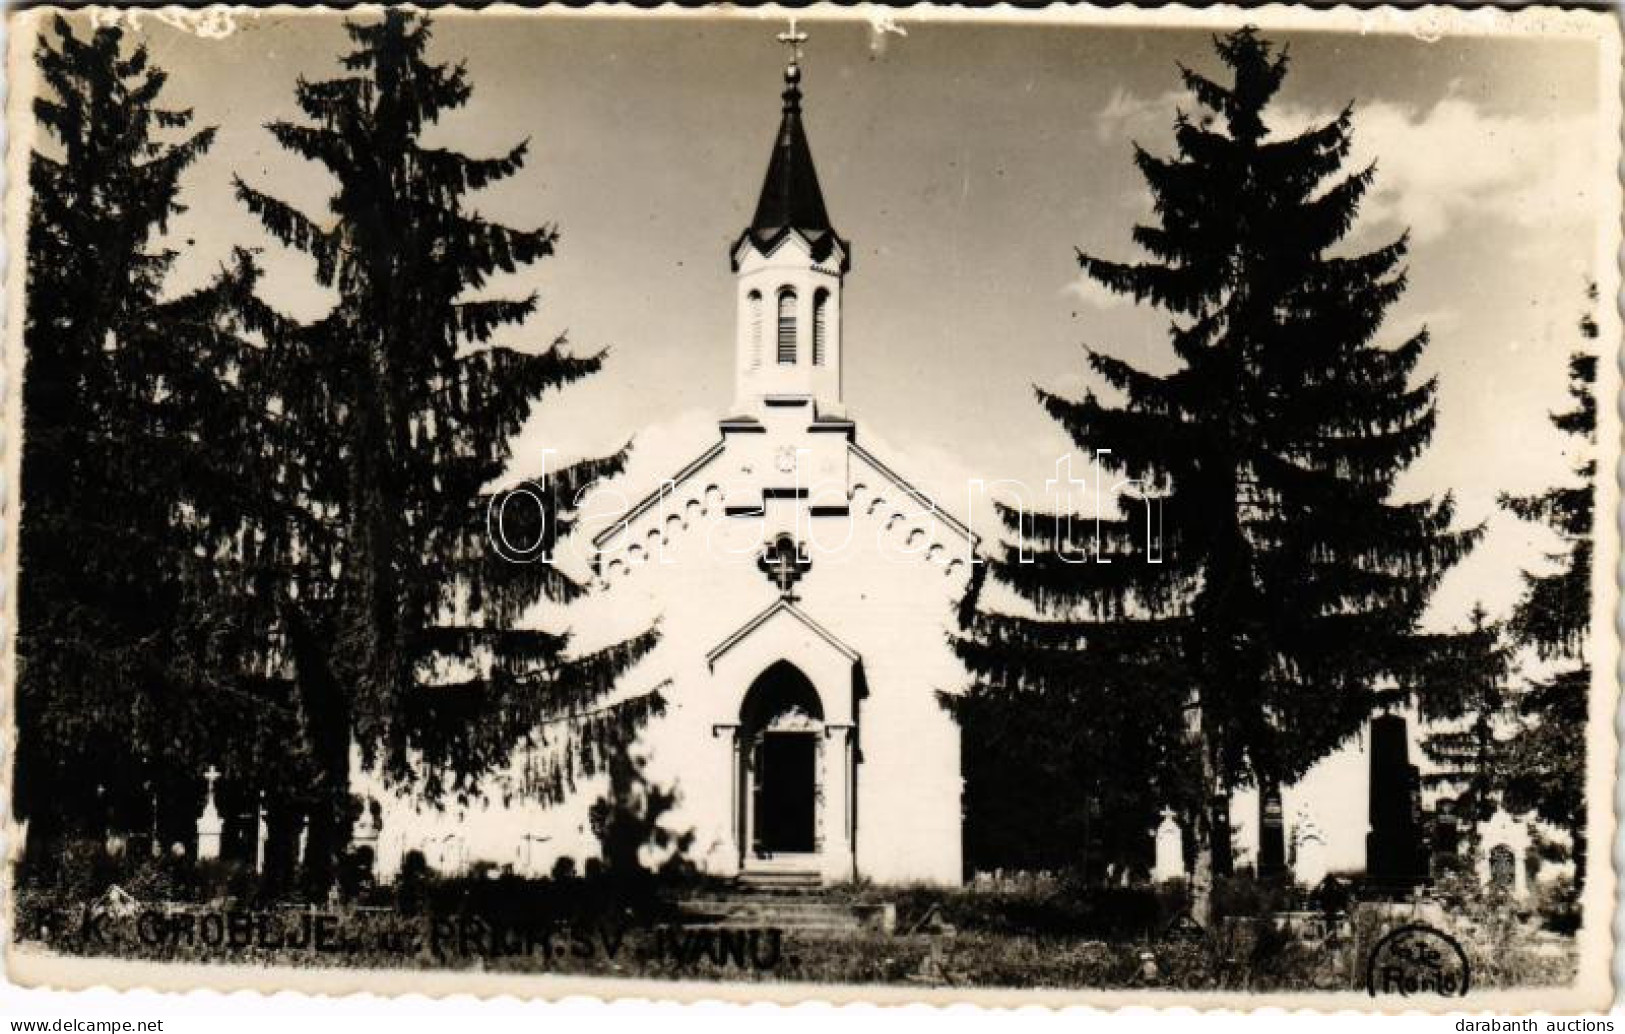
[958,28,1472,915]
[1500,291,1596,883]
[1418,605,1516,852]
[228,12,659,884]
[14,15,231,869]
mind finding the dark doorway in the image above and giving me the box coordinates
[754,732,817,854]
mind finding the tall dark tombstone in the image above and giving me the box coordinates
[1366,713,1425,891]
[1258,788,1286,880]
[1210,795,1234,878]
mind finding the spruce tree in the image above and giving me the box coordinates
[230,12,659,882]
[1500,293,1597,883]
[952,571,1194,876]
[1418,605,1515,853]
[958,28,1472,914]
[15,15,229,869]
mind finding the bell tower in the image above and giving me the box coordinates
[731,23,849,416]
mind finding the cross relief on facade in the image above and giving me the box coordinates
[758,534,812,597]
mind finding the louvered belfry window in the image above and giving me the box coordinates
[748,290,763,368]
[777,289,798,364]
[812,290,829,366]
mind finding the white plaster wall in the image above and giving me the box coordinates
[593,424,973,886]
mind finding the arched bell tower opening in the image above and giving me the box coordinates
[739,661,825,861]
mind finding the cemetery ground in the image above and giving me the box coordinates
[11,854,1581,990]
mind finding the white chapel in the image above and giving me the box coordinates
[580,50,978,886]
[357,44,977,887]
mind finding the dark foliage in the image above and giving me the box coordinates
[1417,605,1517,842]
[954,28,1472,885]
[218,11,660,882]
[13,15,246,868]
[1500,291,1597,882]
[948,663,1187,875]
[589,748,695,880]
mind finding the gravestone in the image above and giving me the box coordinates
[1475,809,1529,899]
[92,885,141,920]
[350,802,382,886]
[1428,796,1465,877]
[1258,790,1286,880]
[1152,809,1185,882]
[1365,713,1425,890]
[353,802,381,852]
[196,766,223,862]
[1210,796,1234,877]
[1489,845,1516,891]
[1292,811,1328,888]
[909,905,957,985]
[256,807,269,872]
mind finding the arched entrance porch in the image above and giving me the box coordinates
[738,661,825,864]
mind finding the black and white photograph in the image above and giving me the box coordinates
[1,2,1620,1013]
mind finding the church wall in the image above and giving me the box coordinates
[794,513,968,886]
[838,580,966,886]
[593,441,974,886]
[601,517,780,875]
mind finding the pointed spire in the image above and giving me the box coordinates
[750,63,833,239]
[735,23,848,271]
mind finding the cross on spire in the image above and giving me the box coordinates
[777,17,808,68]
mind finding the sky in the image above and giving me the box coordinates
[22,7,1619,866]
[60,6,1613,636]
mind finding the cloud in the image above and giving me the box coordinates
[1091,88,1601,246]
[1094,87,1185,145]
[1061,275,1134,311]
[1306,98,1599,243]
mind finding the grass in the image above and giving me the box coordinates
[11,865,1580,991]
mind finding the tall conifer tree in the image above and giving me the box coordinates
[958,28,1472,914]
[1500,295,1597,883]
[230,12,658,881]
[1418,605,1515,852]
[15,15,228,867]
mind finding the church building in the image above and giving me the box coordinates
[586,50,977,886]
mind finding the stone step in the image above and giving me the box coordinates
[736,869,823,891]
[677,896,894,934]
[683,899,859,915]
[696,918,861,932]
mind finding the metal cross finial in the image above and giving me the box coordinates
[203,765,221,791]
[777,17,808,66]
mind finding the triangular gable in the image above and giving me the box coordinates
[590,431,982,557]
[705,598,860,671]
